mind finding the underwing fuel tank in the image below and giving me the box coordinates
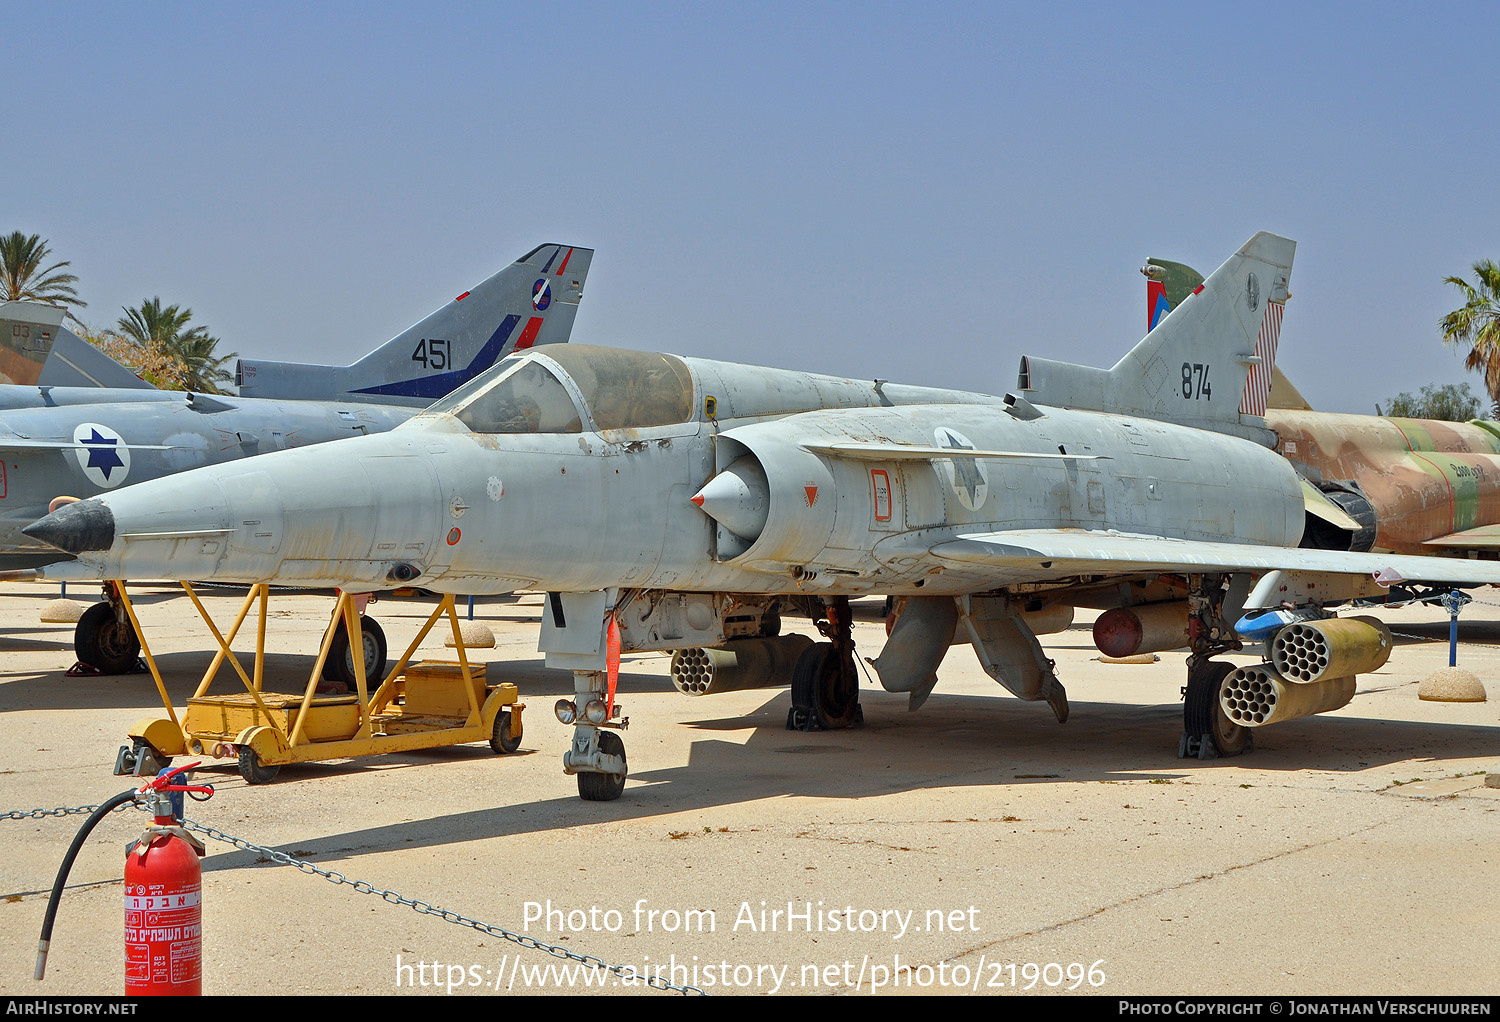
[1092,602,1190,657]
[669,634,815,696]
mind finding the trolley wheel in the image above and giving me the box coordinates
[577,731,626,801]
[490,710,522,754]
[1184,659,1250,757]
[326,616,387,689]
[75,601,141,675]
[237,746,281,784]
[790,641,861,729]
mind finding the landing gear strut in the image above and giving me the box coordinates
[1178,574,1252,760]
[562,670,629,801]
[787,596,864,731]
[74,581,142,674]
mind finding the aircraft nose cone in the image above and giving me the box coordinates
[22,499,116,555]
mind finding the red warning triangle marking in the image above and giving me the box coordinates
[804,485,818,506]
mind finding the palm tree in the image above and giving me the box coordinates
[117,297,238,394]
[1440,259,1500,405]
[0,231,87,321]
[168,326,237,393]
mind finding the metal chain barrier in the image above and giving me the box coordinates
[1342,592,1500,649]
[6,798,703,994]
[179,817,706,995]
[3,802,137,821]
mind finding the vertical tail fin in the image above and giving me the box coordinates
[36,328,160,390]
[0,301,65,386]
[236,243,593,405]
[1143,255,1308,412]
[1019,231,1294,441]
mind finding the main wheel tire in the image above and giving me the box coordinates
[490,710,522,754]
[326,617,387,689]
[577,730,626,801]
[790,641,861,729]
[238,746,280,784]
[1184,659,1249,757]
[75,601,141,674]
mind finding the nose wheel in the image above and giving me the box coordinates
[576,730,627,801]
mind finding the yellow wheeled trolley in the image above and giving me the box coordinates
[113,583,524,784]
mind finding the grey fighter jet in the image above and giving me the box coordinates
[3,243,591,666]
[28,232,1494,800]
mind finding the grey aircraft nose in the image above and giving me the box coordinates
[21,500,116,555]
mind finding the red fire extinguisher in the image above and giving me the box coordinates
[125,768,210,995]
[36,763,213,995]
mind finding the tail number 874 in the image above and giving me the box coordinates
[1181,362,1211,400]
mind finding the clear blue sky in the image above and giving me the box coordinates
[7,2,1496,413]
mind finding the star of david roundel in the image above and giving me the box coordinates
[933,427,988,512]
[72,422,132,488]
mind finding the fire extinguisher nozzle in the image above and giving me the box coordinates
[35,940,49,980]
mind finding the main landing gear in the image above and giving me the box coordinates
[322,615,388,690]
[74,581,142,674]
[787,596,863,731]
[1178,574,1252,760]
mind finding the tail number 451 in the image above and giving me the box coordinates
[412,338,451,371]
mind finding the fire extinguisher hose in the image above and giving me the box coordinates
[34,788,140,980]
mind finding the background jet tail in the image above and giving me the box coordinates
[236,243,593,406]
[0,302,64,386]
[0,301,154,390]
[1143,258,1205,332]
[1018,231,1294,442]
[37,329,160,390]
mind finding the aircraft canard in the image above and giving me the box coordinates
[32,230,1500,801]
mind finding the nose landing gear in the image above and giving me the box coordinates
[561,669,629,801]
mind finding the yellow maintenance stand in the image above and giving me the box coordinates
[113,583,523,783]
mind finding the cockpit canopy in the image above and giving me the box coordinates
[424,345,696,434]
